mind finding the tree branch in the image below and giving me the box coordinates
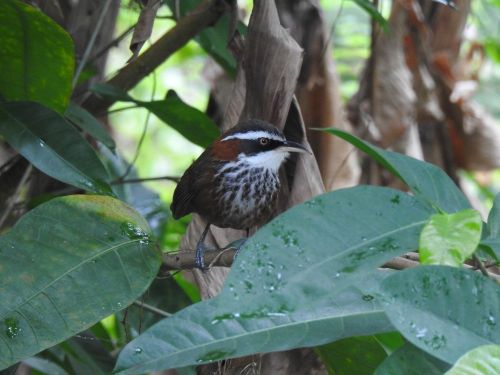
[162,248,500,282]
[83,0,227,115]
[163,248,236,270]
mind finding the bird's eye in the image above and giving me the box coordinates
[259,138,269,146]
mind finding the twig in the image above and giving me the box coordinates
[473,254,490,278]
[382,256,419,270]
[72,0,114,87]
[111,175,180,184]
[133,300,172,318]
[0,164,32,229]
[84,0,227,115]
[208,248,235,268]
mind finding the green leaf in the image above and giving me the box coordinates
[374,332,405,354]
[481,194,500,260]
[380,266,500,365]
[0,195,161,369]
[419,209,482,266]
[485,194,500,238]
[23,356,69,375]
[0,0,74,113]
[65,102,116,151]
[322,128,470,213]
[115,186,433,373]
[0,101,113,195]
[375,342,450,375]
[142,91,219,148]
[445,345,500,375]
[91,83,134,102]
[351,0,389,32]
[116,272,393,375]
[484,38,500,63]
[316,336,387,375]
[92,84,219,148]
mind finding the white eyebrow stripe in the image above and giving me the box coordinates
[221,131,284,142]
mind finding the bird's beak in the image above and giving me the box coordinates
[279,140,312,154]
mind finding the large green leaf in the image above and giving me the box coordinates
[0,0,74,113]
[0,101,113,195]
[445,345,500,375]
[115,186,433,373]
[419,210,482,266]
[316,336,387,375]
[375,342,450,375]
[323,128,470,213]
[0,195,161,369]
[92,84,218,148]
[380,266,500,365]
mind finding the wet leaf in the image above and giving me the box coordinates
[380,266,500,365]
[0,195,161,369]
[419,210,482,266]
[0,0,74,112]
[115,186,433,373]
[322,128,470,213]
[375,342,450,375]
[445,344,500,375]
[0,101,113,195]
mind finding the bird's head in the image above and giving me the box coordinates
[211,119,311,172]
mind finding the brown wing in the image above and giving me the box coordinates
[170,148,213,220]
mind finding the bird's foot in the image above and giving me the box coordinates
[195,241,210,271]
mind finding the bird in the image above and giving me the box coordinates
[171,118,311,270]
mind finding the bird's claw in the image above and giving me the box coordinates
[195,241,209,271]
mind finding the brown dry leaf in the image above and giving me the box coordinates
[276,0,360,190]
[129,0,161,62]
[348,0,424,160]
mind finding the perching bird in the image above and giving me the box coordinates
[171,119,310,269]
